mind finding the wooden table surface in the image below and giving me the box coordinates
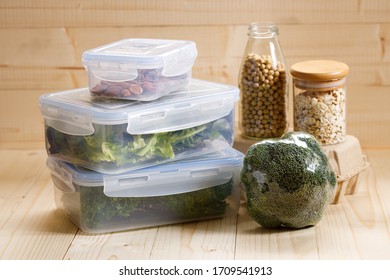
[1,144,389,260]
[1,0,390,264]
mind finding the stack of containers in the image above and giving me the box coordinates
[39,38,244,234]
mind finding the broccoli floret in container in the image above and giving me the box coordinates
[80,186,142,230]
[161,181,233,219]
[241,131,337,229]
[69,180,234,231]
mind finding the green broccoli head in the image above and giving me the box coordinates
[241,131,337,229]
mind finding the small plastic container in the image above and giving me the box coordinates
[47,148,244,234]
[39,79,239,174]
[290,60,349,145]
[82,38,198,101]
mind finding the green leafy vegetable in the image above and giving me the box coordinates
[66,180,235,231]
[161,181,233,219]
[80,188,141,229]
[46,115,233,169]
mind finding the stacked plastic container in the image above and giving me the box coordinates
[39,38,244,234]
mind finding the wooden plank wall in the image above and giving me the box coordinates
[0,0,389,148]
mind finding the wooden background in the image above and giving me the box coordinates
[1,0,390,261]
[0,0,389,148]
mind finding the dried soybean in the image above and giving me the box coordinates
[239,53,288,139]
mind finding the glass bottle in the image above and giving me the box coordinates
[290,60,349,145]
[238,22,288,139]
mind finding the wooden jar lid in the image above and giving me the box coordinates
[290,60,349,81]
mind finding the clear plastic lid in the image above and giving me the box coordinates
[82,38,198,80]
[39,79,239,136]
[47,148,244,197]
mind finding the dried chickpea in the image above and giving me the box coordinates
[239,53,288,139]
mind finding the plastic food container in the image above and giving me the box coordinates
[39,79,239,174]
[82,38,198,101]
[47,148,244,234]
[290,60,349,145]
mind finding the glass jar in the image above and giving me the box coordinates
[238,22,288,139]
[290,60,349,145]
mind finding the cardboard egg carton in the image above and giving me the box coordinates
[322,135,370,204]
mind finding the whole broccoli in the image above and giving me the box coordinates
[241,131,337,229]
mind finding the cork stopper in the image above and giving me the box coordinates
[290,60,349,82]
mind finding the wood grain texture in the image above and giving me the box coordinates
[1,0,389,27]
[0,0,389,262]
[0,1,389,148]
[0,23,388,85]
[0,90,46,145]
[0,150,78,259]
[2,57,389,91]
[64,227,159,260]
[1,85,388,149]
[0,24,386,71]
[149,216,237,260]
[347,86,390,148]
[0,148,389,260]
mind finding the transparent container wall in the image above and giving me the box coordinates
[293,79,347,145]
[44,111,234,174]
[87,67,191,101]
[82,38,197,101]
[52,176,81,228]
[52,169,241,234]
[238,23,289,139]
